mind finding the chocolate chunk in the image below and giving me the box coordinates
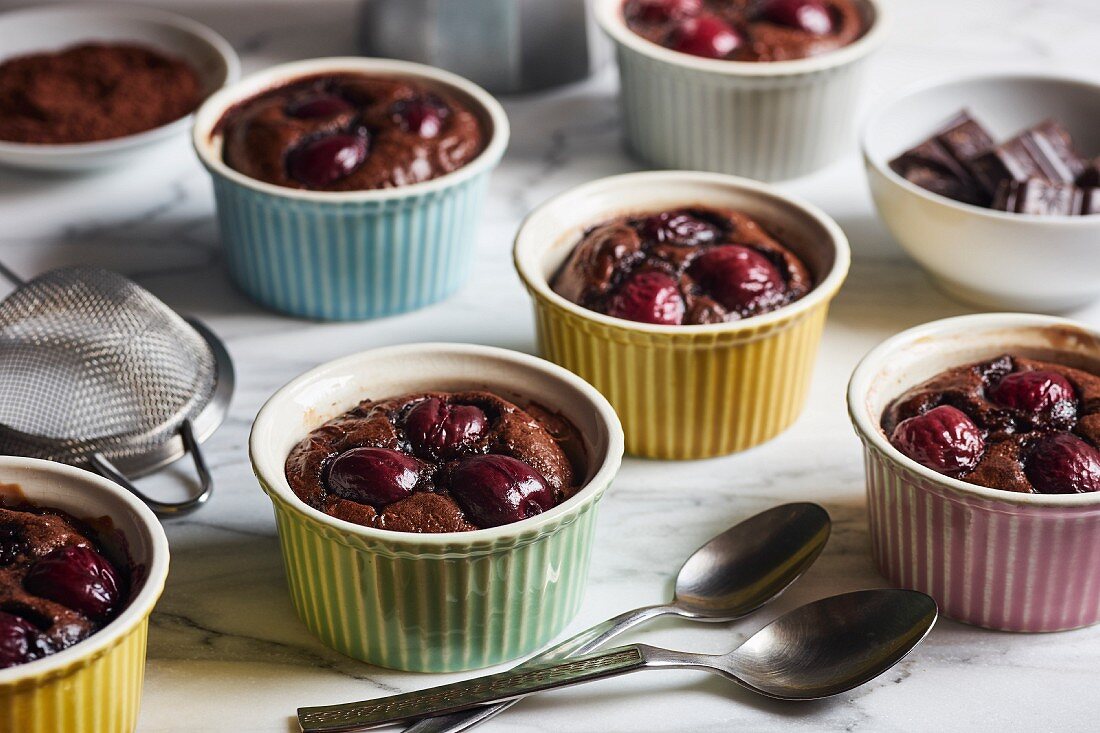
[935,111,996,163]
[1078,158,1100,188]
[889,111,993,206]
[993,179,1100,216]
[969,120,1086,196]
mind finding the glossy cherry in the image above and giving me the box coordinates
[607,269,685,325]
[671,14,744,59]
[286,93,354,119]
[689,245,785,314]
[447,455,556,528]
[326,447,424,507]
[989,370,1076,422]
[404,398,489,459]
[890,405,985,475]
[1025,433,1100,494]
[287,132,369,188]
[23,546,121,622]
[391,96,450,138]
[641,210,718,247]
[626,0,702,23]
[760,0,835,35]
[0,612,40,669]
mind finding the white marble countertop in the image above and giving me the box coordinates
[2,0,1100,730]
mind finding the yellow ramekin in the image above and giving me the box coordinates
[0,458,170,733]
[514,171,850,459]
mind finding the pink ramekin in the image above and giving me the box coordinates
[848,313,1100,632]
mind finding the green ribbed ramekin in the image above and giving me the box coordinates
[250,344,624,673]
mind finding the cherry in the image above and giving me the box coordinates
[989,370,1076,422]
[626,0,702,23]
[447,455,556,528]
[23,546,121,622]
[404,398,489,459]
[760,0,835,35]
[890,405,985,475]
[326,448,424,508]
[287,132,369,188]
[671,15,744,59]
[607,269,685,325]
[1025,433,1100,494]
[286,93,354,119]
[391,96,450,138]
[0,612,40,668]
[640,210,718,247]
[689,245,785,314]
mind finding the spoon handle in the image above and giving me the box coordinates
[298,644,680,732]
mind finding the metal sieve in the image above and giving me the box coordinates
[0,264,234,515]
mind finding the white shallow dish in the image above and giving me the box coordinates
[863,73,1100,313]
[0,4,239,171]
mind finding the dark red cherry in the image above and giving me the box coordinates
[286,93,354,119]
[1025,433,1100,494]
[989,370,1076,422]
[404,398,489,459]
[626,0,702,23]
[24,546,121,622]
[760,0,835,35]
[671,15,744,59]
[607,270,685,325]
[391,96,450,138]
[889,405,985,475]
[447,455,556,528]
[689,245,785,314]
[287,132,369,188]
[0,612,40,668]
[326,448,424,508]
[641,210,719,246]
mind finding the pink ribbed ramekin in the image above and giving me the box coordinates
[848,313,1100,632]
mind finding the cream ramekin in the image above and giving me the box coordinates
[594,0,889,181]
[250,343,624,672]
[848,313,1100,632]
[0,458,170,733]
[514,170,850,459]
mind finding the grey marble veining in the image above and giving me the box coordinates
[1,0,1099,730]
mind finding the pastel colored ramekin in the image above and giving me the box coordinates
[0,458,170,733]
[250,343,624,672]
[849,313,1100,632]
[514,171,850,460]
[193,58,509,321]
[594,0,888,181]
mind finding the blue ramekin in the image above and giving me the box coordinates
[193,58,509,320]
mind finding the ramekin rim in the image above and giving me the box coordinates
[192,57,510,203]
[861,70,1100,226]
[847,312,1100,508]
[513,170,851,336]
[249,343,625,546]
[0,3,240,157]
[0,456,170,685]
[593,0,889,78]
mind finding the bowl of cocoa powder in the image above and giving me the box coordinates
[0,4,239,171]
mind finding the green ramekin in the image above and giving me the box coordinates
[250,344,624,672]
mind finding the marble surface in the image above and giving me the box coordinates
[2,0,1100,730]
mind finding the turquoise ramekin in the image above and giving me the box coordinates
[193,58,509,321]
[249,344,624,672]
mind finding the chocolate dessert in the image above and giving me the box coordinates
[889,110,1100,216]
[551,206,812,325]
[285,391,584,531]
[622,0,868,62]
[0,504,126,668]
[219,74,486,191]
[0,43,201,144]
[882,354,1100,493]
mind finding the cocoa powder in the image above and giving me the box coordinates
[0,43,202,144]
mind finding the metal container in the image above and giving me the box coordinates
[358,0,599,94]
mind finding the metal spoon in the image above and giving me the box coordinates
[299,589,937,732]
[299,502,831,733]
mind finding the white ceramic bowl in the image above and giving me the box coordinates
[863,73,1100,313]
[0,4,239,171]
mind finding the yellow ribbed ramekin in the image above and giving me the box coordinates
[0,458,170,733]
[515,171,850,459]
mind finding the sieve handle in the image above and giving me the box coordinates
[88,419,213,516]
